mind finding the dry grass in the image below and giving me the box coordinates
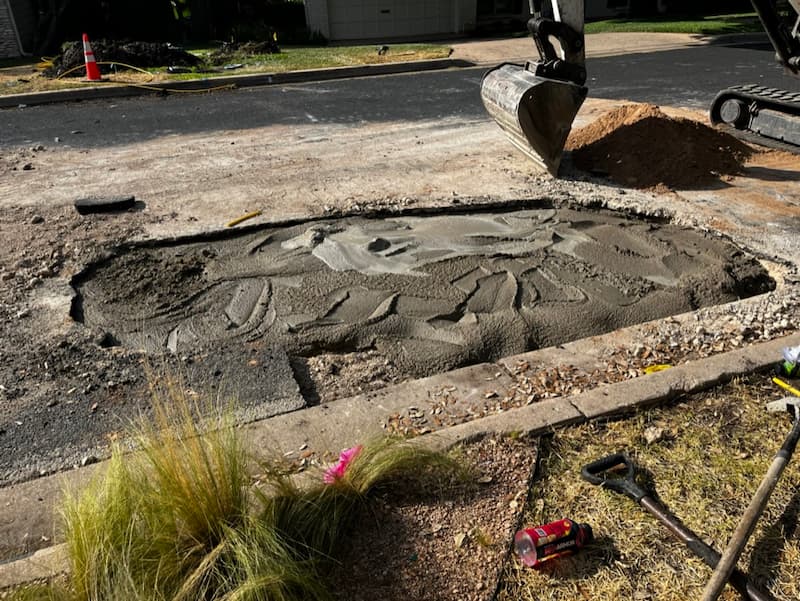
[498,374,800,601]
[0,64,170,95]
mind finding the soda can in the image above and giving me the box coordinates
[514,518,593,567]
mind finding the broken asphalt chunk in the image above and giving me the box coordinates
[74,195,136,215]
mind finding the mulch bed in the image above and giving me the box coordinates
[330,436,537,601]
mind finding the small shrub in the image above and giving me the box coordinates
[9,378,468,601]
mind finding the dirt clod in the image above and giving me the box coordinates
[46,40,202,78]
[206,41,281,66]
[566,104,754,190]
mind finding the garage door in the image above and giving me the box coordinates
[329,0,456,40]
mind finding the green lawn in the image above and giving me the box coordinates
[200,43,451,71]
[0,43,452,96]
[585,12,763,35]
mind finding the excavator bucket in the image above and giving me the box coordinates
[481,63,587,176]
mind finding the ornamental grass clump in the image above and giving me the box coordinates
[57,378,277,601]
[258,439,471,566]
[8,378,468,601]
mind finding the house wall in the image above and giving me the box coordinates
[305,0,332,39]
[7,0,35,54]
[307,1,636,41]
[0,0,22,57]
[306,0,478,42]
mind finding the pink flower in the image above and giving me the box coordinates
[323,445,363,484]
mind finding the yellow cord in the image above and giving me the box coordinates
[55,61,236,93]
[55,60,155,80]
[773,377,800,397]
[36,55,55,69]
[127,82,237,93]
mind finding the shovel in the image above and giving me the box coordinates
[581,453,773,601]
[701,395,800,601]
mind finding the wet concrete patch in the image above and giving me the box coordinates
[73,206,774,389]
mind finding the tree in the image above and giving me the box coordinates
[33,0,77,53]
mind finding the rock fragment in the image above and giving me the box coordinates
[74,195,136,215]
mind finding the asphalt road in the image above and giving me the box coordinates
[1,42,798,150]
[587,41,799,107]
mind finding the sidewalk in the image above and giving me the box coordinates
[449,31,711,63]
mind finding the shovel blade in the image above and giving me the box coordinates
[481,63,587,176]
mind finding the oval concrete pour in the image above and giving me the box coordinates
[73,207,774,379]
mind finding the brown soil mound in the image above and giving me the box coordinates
[46,40,201,78]
[565,104,754,190]
[207,40,281,66]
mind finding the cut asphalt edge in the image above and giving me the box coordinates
[2,320,798,590]
[0,29,786,591]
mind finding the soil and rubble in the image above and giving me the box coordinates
[45,40,202,78]
[565,103,793,191]
[1,97,798,494]
[44,38,280,79]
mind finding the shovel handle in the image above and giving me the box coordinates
[701,418,800,601]
[581,453,648,502]
[585,453,774,601]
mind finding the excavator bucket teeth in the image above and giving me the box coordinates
[481,63,587,176]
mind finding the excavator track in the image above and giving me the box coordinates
[710,84,800,152]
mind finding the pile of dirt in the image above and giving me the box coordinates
[565,104,754,190]
[206,40,281,66]
[45,40,202,78]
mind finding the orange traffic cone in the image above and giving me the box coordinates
[82,33,102,82]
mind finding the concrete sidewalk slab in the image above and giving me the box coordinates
[448,31,711,64]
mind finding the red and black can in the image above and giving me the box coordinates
[514,518,593,567]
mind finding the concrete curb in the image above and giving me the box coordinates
[0,58,473,109]
[2,330,798,591]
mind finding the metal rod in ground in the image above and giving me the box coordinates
[639,496,773,601]
[701,417,800,601]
